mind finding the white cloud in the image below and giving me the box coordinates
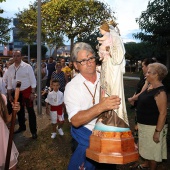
[103,0,149,42]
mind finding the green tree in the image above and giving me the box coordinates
[45,32,64,57]
[0,0,12,44]
[134,0,170,64]
[76,30,101,55]
[15,5,38,45]
[0,0,5,14]
[21,44,48,59]
[124,42,160,72]
[15,0,114,52]
[15,1,64,55]
[42,0,113,50]
[125,42,157,61]
[0,17,11,44]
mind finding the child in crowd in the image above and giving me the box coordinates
[0,92,20,170]
[45,79,64,138]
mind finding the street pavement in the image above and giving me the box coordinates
[123,76,140,80]
[13,106,51,149]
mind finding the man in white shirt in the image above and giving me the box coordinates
[64,42,120,170]
[7,50,37,139]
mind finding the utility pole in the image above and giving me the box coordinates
[37,0,42,114]
[28,44,30,63]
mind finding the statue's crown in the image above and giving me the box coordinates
[108,20,118,27]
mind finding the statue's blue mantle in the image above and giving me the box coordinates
[94,122,130,132]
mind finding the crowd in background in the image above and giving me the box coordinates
[0,56,79,96]
[0,51,169,170]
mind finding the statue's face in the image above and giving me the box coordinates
[99,28,106,35]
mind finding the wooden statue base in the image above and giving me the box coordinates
[86,130,139,164]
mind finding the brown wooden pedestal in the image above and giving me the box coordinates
[86,130,139,164]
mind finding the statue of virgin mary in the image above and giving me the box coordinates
[95,20,129,132]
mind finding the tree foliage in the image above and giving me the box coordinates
[42,0,113,50]
[124,42,155,60]
[15,0,114,52]
[0,0,6,14]
[15,1,65,52]
[0,17,11,44]
[134,0,170,50]
[0,0,12,44]
[76,30,101,55]
[15,5,38,44]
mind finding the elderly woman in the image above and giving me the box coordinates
[136,63,168,170]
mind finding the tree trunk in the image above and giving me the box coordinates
[70,37,74,54]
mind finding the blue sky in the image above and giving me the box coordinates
[1,0,149,43]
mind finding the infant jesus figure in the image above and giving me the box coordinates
[97,21,112,61]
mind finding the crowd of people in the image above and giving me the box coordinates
[0,40,169,170]
[0,52,76,169]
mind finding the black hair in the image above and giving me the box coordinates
[52,79,60,84]
[142,58,157,66]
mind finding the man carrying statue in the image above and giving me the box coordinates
[64,20,133,170]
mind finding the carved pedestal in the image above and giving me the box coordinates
[86,130,139,164]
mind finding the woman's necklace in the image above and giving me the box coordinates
[83,81,98,105]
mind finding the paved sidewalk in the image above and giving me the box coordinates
[123,76,140,80]
[13,106,51,150]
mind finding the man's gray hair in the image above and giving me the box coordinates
[71,42,95,62]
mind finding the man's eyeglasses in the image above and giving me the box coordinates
[76,56,96,65]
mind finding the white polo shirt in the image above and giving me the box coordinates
[64,72,100,131]
[45,90,64,106]
[7,61,36,91]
